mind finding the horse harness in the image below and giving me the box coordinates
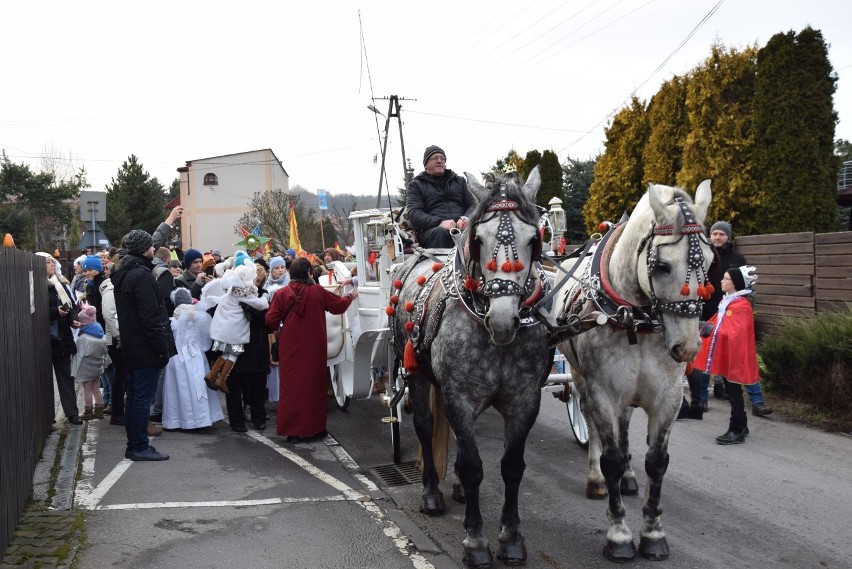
[560,197,710,345]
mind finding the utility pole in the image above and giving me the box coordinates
[372,95,415,209]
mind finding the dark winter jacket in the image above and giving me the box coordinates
[84,272,106,327]
[111,253,176,370]
[174,269,204,300]
[152,258,176,316]
[232,288,271,376]
[703,242,747,320]
[48,282,78,358]
[406,169,474,240]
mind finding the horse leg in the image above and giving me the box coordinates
[410,379,445,515]
[599,433,637,562]
[495,409,538,566]
[638,421,673,560]
[618,409,640,496]
[583,402,608,499]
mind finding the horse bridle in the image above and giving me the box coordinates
[637,197,711,320]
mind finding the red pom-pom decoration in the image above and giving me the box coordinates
[486,259,497,272]
[513,260,524,272]
[404,302,415,312]
[432,263,443,272]
[385,306,396,316]
[389,295,399,305]
[416,275,426,286]
[705,283,715,295]
[393,279,403,290]
[598,222,609,231]
[501,260,513,272]
[404,321,415,332]
[680,283,690,296]
[697,284,707,299]
[464,276,479,291]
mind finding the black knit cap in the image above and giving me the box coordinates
[727,267,746,291]
[422,145,445,166]
[124,229,154,256]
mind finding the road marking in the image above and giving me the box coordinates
[73,422,435,569]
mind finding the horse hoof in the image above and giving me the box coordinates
[496,536,527,566]
[603,539,637,563]
[620,476,639,496]
[586,481,608,500]
[463,546,494,568]
[639,536,670,560]
[420,493,446,516]
[452,483,467,503]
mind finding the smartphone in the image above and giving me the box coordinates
[204,266,215,277]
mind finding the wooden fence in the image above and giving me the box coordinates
[0,248,55,558]
[736,231,852,335]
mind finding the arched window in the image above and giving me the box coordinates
[204,173,218,185]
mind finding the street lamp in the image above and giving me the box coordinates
[548,196,566,234]
[367,104,385,117]
[365,218,386,251]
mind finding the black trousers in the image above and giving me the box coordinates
[225,371,267,428]
[52,353,78,420]
[724,378,747,432]
[108,345,127,419]
[417,226,455,248]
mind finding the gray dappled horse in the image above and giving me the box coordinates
[390,167,552,567]
[552,181,713,562]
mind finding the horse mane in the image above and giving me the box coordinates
[620,184,699,253]
[469,172,540,226]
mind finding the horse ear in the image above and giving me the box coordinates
[647,183,666,220]
[521,166,541,202]
[693,179,712,221]
[465,172,488,204]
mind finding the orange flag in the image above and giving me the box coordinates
[288,200,302,253]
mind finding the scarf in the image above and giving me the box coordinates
[79,322,105,338]
[48,275,73,308]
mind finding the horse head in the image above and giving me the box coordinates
[621,180,713,362]
[463,166,543,345]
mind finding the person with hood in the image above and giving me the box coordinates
[72,304,108,420]
[39,252,82,425]
[692,266,761,445]
[111,229,176,461]
[406,145,474,248]
[265,257,357,442]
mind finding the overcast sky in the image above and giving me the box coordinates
[2,0,850,204]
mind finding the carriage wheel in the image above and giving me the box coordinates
[566,382,589,449]
[387,373,403,464]
[330,365,351,411]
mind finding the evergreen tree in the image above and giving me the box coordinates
[562,155,597,243]
[103,155,168,243]
[524,150,542,179]
[678,44,759,233]
[643,75,688,186]
[584,97,649,232]
[490,149,525,178]
[537,150,563,210]
[752,27,838,233]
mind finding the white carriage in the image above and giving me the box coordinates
[322,207,589,463]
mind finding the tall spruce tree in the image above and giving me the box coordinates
[752,27,839,233]
[584,97,649,232]
[678,44,759,233]
[643,75,689,186]
[102,155,168,244]
[562,155,596,243]
[537,150,563,210]
[524,150,542,179]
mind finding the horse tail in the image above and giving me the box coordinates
[416,384,451,480]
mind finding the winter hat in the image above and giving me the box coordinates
[201,258,217,273]
[82,255,102,273]
[423,145,445,166]
[78,304,97,325]
[710,221,732,240]
[74,254,87,268]
[183,248,203,269]
[233,250,251,269]
[285,248,296,257]
[269,256,285,270]
[124,230,154,256]
[726,266,757,292]
[212,249,222,257]
[171,287,193,307]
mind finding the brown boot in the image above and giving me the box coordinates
[102,405,112,415]
[147,421,163,437]
[205,357,226,390]
[94,404,105,419]
[82,407,94,421]
[215,359,236,394]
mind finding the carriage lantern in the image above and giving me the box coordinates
[365,218,386,251]
[548,196,566,240]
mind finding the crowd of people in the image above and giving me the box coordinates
[43,205,358,461]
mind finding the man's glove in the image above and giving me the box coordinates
[698,321,713,338]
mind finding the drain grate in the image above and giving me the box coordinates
[370,460,421,487]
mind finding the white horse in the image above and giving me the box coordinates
[552,180,713,562]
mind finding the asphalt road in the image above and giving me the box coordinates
[72,388,851,569]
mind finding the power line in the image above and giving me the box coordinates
[405,108,600,134]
